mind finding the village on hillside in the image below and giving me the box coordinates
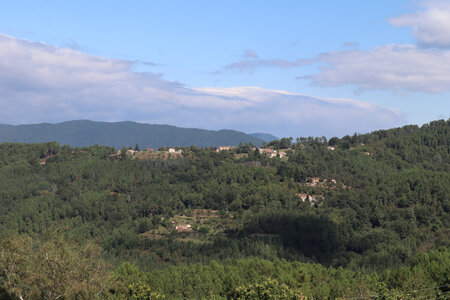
[115,143,296,159]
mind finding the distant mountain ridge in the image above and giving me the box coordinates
[0,120,265,149]
[250,132,279,142]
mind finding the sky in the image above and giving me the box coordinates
[0,0,449,138]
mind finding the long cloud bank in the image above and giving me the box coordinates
[311,44,450,93]
[0,34,402,138]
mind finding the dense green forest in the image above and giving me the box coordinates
[0,119,449,299]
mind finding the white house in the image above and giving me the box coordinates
[216,146,234,152]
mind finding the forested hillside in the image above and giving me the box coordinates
[0,120,264,148]
[0,119,449,299]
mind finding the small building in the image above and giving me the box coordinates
[216,146,234,152]
[126,149,136,155]
[169,148,182,154]
[258,148,274,154]
[327,146,335,151]
[145,148,155,152]
[295,193,310,201]
[175,224,193,233]
[310,177,321,185]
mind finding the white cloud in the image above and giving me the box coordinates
[389,1,450,48]
[0,34,403,138]
[308,44,450,93]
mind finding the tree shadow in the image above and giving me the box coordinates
[241,213,344,263]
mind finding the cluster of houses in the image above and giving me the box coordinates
[216,146,287,158]
[116,145,291,158]
[216,146,234,151]
[258,148,287,158]
[116,147,183,156]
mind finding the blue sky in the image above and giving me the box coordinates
[0,0,449,138]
